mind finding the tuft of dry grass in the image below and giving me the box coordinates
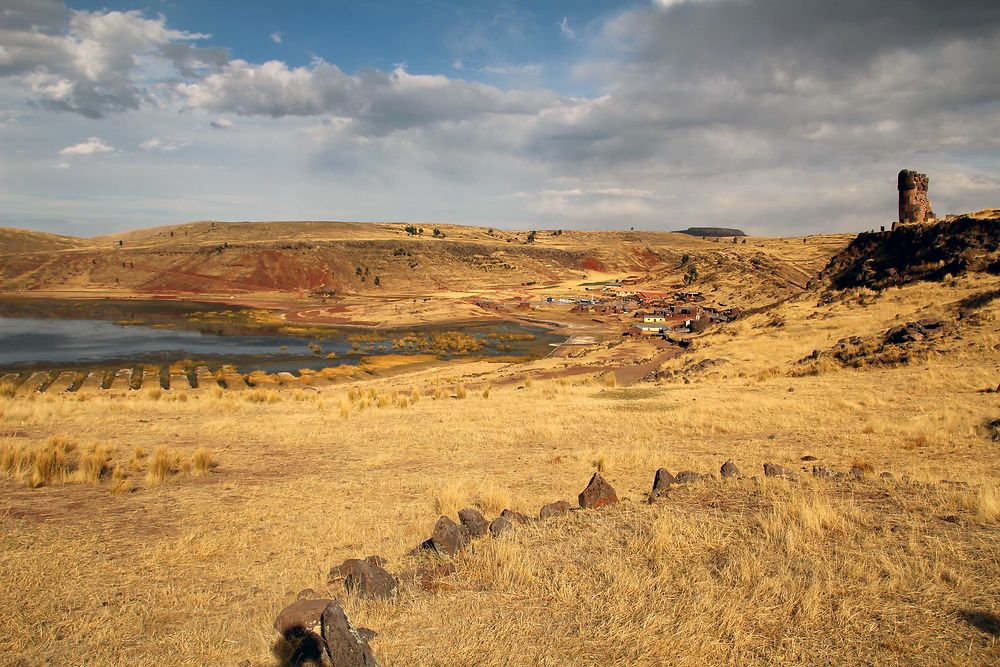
[455,385,468,400]
[145,446,175,486]
[481,384,491,399]
[192,448,216,476]
[77,444,111,483]
[109,466,132,495]
[0,381,16,399]
[245,388,280,404]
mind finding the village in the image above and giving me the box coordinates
[473,275,740,339]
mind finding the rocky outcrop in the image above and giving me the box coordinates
[820,211,1000,290]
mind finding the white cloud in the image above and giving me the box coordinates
[480,64,543,76]
[139,137,188,151]
[209,117,234,130]
[59,137,113,155]
[270,31,283,44]
[559,16,576,40]
[452,59,464,71]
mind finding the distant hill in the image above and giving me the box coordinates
[0,220,849,306]
[677,227,746,237]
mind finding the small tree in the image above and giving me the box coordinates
[680,254,690,266]
[433,228,444,238]
[404,225,419,236]
[374,276,381,286]
[355,266,363,277]
[527,230,537,243]
[683,265,699,286]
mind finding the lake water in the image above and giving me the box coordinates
[0,299,561,374]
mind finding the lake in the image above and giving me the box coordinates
[0,299,562,374]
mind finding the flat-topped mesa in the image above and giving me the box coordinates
[896,169,935,228]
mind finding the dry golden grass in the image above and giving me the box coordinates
[144,446,175,486]
[192,448,215,476]
[0,274,997,665]
[0,381,16,399]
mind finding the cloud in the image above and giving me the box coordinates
[558,16,576,40]
[480,64,543,76]
[209,117,234,130]
[0,3,214,117]
[59,137,113,155]
[139,137,188,151]
[179,61,564,135]
[270,31,283,44]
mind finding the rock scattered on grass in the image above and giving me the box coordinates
[321,599,381,667]
[431,515,468,558]
[579,472,618,509]
[489,515,512,538]
[458,507,488,537]
[539,500,572,519]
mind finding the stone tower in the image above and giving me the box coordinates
[897,169,934,227]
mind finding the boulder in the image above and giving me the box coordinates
[327,558,398,601]
[458,507,489,538]
[431,515,468,558]
[801,455,818,462]
[274,598,332,638]
[539,500,572,519]
[489,515,513,538]
[720,460,741,478]
[578,472,618,509]
[647,468,676,502]
[763,462,794,478]
[321,599,381,667]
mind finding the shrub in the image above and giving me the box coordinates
[455,385,467,400]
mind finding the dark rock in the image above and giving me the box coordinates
[918,318,946,329]
[321,599,381,667]
[648,468,676,503]
[539,500,573,519]
[812,465,834,479]
[578,472,618,509]
[431,516,468,558]
[720,460,741,478]
[674,470,703,484]
[763,462,794,478]
[327,558,398,601]
[801,455,818,462]
[880,471,894,479]
[419,562,457,592]
[489,515,512,538]
[457,507,489,537]
[274,598,331,637]
[500,508,529,524]
[296,588,321,600]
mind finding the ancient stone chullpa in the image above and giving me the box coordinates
[896,169,935,227]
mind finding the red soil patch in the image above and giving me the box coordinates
[581,256,607,272]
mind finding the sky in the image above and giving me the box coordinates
[1,0,998,237]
